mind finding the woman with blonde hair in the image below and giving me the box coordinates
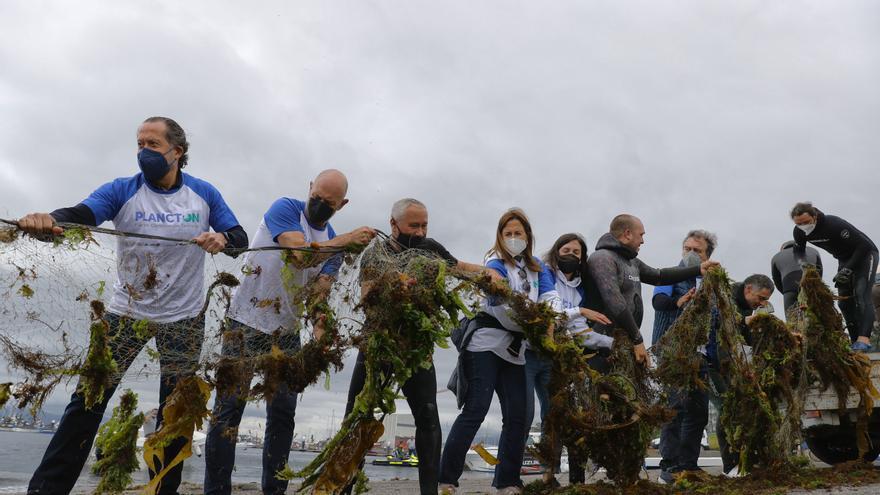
[439,208,561,495]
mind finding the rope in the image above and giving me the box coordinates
[0,218,386,255]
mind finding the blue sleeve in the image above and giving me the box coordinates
[207,188,239,232]
[185,175,240,232]
[537,260,556,295]
[653,285,674,297]
[264,198,305,242]
[485,259,509,307]
[80,177,140,224]
[486,259,508,278]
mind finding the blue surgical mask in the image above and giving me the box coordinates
[137,147,175,183]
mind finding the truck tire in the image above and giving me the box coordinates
[804,425,880,464]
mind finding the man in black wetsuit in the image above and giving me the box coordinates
[790,202,878,351]
[341,198,495,495]
[771,241,823,314]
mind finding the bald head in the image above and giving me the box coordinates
[610,214,645,253]
[309,169,349,209]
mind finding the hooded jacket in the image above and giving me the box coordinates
[585,233,701,345]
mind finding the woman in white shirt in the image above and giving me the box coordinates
[535,233,613,484]
[439,208,560,495]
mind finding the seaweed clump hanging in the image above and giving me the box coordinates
[143,375,212,495]
[796,266,879,457]
[92,389,145,494]
[290,244,466,494]
[78,300,118,410]
[579,333,673,485]
[464,266,672,486]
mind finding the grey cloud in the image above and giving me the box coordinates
[2,0,879,439]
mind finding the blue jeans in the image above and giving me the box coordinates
[29,313,204,495]
[524,349,552,438]
[439,351,527,489]
[659,358,709,472]
[204,321,300,495]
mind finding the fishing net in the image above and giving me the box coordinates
[0,222,367,491]
[0,222,511,493]
[650,266,878,477]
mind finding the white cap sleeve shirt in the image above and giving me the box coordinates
[226,198,338,335]
[80,173,240,324]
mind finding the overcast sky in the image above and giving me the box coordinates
[1,0,879,450]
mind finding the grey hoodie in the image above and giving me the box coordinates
[585,232,701,344]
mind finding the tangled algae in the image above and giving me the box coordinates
[796,266,878,457]
[462,268,671,486]
[78,301,118,410]
[143,376,211,495]
[579,334,673,485]
[523,462,880,495]
[92,389,145,494]
[654,280,714,392]
[290,249,465,494]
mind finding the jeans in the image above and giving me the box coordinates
[439,351,527,490]
[340,350,441,495]
[204,321,300,495]
[838,252,879,342]
[29,313,204,495]
[523,349,551,439]
[659,359,709,472]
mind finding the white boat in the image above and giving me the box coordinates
[135,428,207,457]
[463,431,569,474]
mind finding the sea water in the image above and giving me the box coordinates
[0,431,433,493]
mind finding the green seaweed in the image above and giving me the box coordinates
[92,390,145,494]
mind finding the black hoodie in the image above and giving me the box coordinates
[585,232,701,345]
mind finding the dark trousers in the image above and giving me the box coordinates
[439,351,527,490]
[708,367,737,473]
[342,351,441,495]
[204,322,300,495]
[29,313,204,495]
[838,252,879,342]
[659,360,709,473]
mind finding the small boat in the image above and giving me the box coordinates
[372,453,419,467]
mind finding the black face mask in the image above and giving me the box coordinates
[557,254,581,275]
[306,197,335,225]
[395,232,425,249]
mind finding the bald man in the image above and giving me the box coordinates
[585,214,719,365]
[204,169,375,495]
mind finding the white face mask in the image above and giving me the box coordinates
[504,237,527,257]
[797,223,816,236]
[682,251,702,268]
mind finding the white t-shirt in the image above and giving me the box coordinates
[81,172,240,323]
[467,256,561,364]
[226,198,339,334]
[552,270,613,350]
